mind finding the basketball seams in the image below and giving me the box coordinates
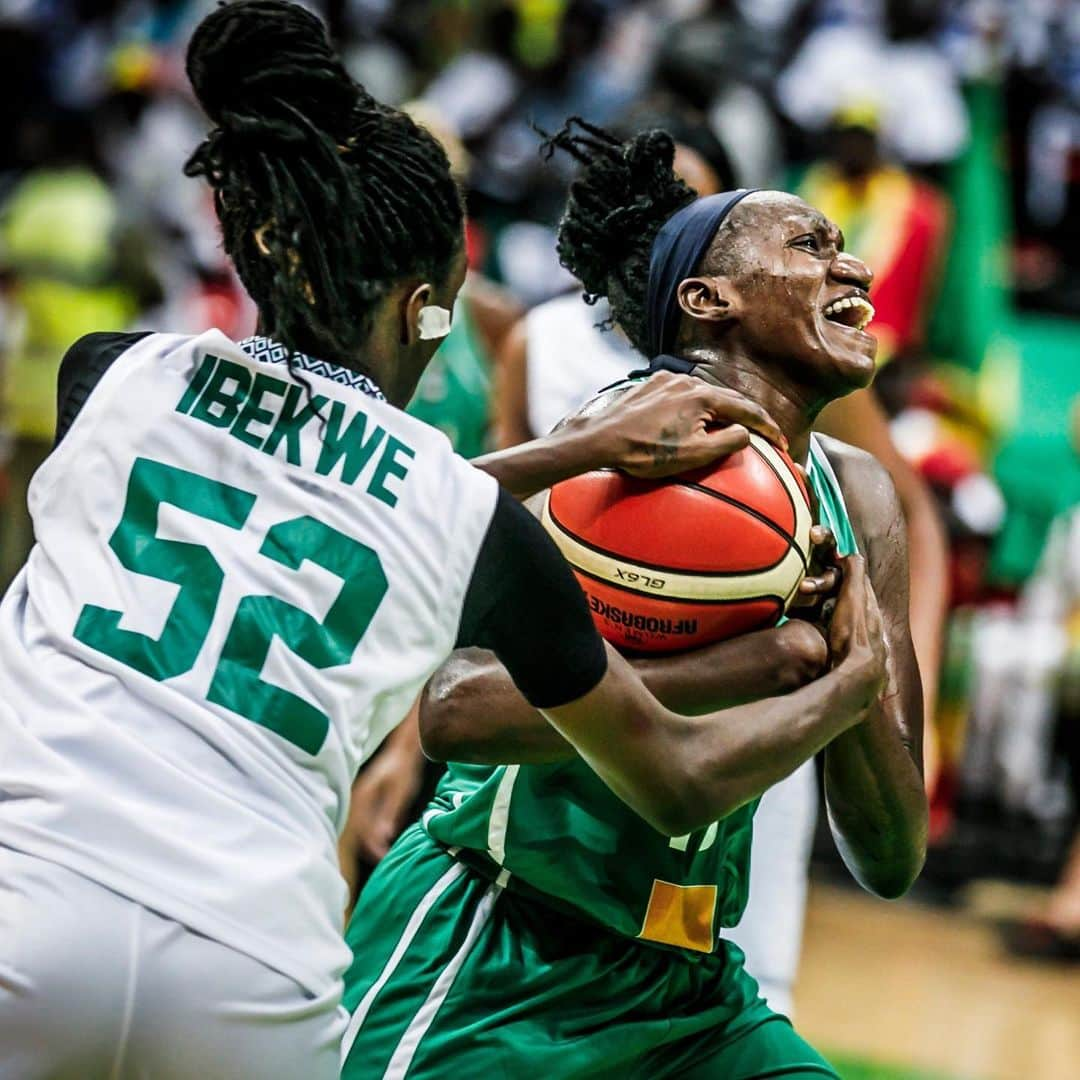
[540,433,813,651]
[750,438,813,555]
[544,498,809,604]
[546,488,794,578]
[671,480,806,573]
[745,444,799,540]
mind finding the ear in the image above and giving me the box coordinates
[676,276,740,326]
[400,282,433,346]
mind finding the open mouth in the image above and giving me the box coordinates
[823,295,875,332]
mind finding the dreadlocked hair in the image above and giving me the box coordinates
[184,0,464,368]
[544,117,696,355]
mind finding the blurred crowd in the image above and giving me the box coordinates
[1,0,1079,957]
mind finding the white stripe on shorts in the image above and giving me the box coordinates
[382,883,501,1079]
[340,861,466,1062]
[486,765,519,865]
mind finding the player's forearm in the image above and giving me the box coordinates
[633,620,827,714]
[543,646,882,837]
[823,469,929,898]
[471,415,613,500]
[823,703,928,899]
[823,639,927,900]
[421,624,827,767]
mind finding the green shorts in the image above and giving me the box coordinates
[341,826,838,1079]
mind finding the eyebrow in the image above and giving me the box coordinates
[807,216,844,250]
[791,213,829,235]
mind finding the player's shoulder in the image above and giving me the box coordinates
[55,330,173,444]
[60,330,152,374]
[563,378,640,424]
[59,329,196,382]
[814,433,900,540]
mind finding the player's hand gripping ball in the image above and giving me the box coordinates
[542,434,812,653]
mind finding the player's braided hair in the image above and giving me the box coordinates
[544,117,696,356]
[184,0,464,368]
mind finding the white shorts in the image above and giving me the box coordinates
[0,846,346,1079]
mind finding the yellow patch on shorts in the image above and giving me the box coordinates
[639,879,717,953]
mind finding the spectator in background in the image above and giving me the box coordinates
[422,0,644,304]
[0,106,159,589]
[653,1,784,187]
[777,0,969,167]
[988,399,1080,962]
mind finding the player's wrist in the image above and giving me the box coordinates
[553,411,623,473]
[834,648,886,713]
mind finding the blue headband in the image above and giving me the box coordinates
[644,189,758,359]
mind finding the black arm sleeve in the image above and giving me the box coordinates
[457,488,609,709]
[55,331,151,446]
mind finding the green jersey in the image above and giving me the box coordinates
[425,435,858,955]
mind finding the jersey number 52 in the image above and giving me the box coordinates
[73,457,388,754]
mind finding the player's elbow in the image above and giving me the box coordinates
[854,833,927,900]
[861,855,924,900]
[645,804,703,839]
[643,782,743,838]
[647,802,739,839]
[418,666,473,763]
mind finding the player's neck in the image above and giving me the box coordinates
[355,331,405,406]
[352,305,428,409]
[686,348,821,464]
[252,314,410,408]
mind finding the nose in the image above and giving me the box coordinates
[831,251,873,292]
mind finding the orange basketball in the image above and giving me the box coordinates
[541,433,813,653]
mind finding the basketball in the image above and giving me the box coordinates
[541,433,813,653]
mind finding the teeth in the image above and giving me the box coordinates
[823,296,875,331]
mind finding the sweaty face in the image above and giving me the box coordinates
[708,193,877,391]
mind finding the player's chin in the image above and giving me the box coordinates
[825,327,878,387]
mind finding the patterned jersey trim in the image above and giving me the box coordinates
[239,335,386,402]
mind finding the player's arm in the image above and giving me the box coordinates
[422,620,829,765]
[456,490,885,837]
[540,560,884,837]
[470,370,787,499]
[819,440,929,899]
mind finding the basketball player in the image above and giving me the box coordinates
[339,121,928,1080]
[0,7,888,1077]
[489,139,947,1016]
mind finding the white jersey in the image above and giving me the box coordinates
[0,329,497,994]
[525,294,639,437]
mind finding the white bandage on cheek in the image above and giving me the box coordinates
[417,304,453,340]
